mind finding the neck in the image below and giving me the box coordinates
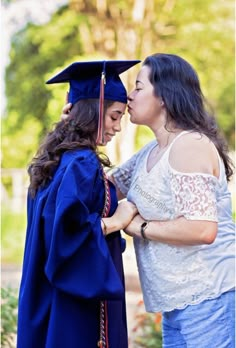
[147,109,183,148]
[152,125,182,149]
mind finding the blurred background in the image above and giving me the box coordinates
[1,0,235,347]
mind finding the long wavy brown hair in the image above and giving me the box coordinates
[28,99,114,197]
[144,53,234,181]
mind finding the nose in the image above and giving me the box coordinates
[114,120,121,133]
[128,90,134,101]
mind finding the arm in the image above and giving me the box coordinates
[125,133,220,246]
[109,144,151,200]
[124,214,217,246]
[108,174,126,201]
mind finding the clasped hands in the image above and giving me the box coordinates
[114,201,145,238]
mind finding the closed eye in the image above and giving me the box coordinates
[110,110,124,120]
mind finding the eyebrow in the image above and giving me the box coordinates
[136,79,144,86]
[110,109,124,115]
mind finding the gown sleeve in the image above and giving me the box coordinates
[44,156,124,299]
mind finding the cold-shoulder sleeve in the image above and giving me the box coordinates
[44,156,124,299]
[112,141,155,197]
[170,169,218,222]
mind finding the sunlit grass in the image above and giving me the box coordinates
[1,207,26,265]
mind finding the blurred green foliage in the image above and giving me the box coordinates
[1,287,18,348]
[2,0,235,170]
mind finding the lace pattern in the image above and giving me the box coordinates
[112,143,153,197]
[113,138,234,312]
[134,238,220,312]
[170,170,218,221]
[112,167,132,197]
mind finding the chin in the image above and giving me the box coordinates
[129,115,136,124]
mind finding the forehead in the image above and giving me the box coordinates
[107,101,126,113]
[136,65,151,83]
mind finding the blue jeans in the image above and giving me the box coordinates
[162,290,235,348]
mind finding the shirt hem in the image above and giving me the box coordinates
[145,287,236,313]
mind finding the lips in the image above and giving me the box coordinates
[104,133,115,141]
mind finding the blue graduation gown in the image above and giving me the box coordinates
[17,149,128,348]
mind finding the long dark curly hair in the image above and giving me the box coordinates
[143,53,234,181]
[28,99,114,197]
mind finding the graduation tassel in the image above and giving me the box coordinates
[96,62,106,144]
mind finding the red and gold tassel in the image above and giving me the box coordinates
[96,65,106,144]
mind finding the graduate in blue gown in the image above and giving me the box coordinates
[17,60,140,348]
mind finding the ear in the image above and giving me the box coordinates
[160,100,164,106]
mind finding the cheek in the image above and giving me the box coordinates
[131,100,157,123]
[136,100,150,116]
[142,96,159,114]
[104,118,112,130]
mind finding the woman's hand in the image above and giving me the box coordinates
[61,102,72,120]
[113,201,138,230]
[102,201,138,234]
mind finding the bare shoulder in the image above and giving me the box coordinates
[169,132,219,176]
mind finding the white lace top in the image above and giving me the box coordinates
[113,132,235,312]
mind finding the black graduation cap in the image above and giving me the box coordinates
[46,59,140,144]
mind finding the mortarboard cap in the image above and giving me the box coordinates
[46,59,141,144]
[46,60,140,104]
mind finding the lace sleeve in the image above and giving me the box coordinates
[170,171,218,221]
[112,155,138,197]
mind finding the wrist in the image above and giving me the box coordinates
[101,218,108,236]
[102,217,119,235]
[140,221,150,240]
